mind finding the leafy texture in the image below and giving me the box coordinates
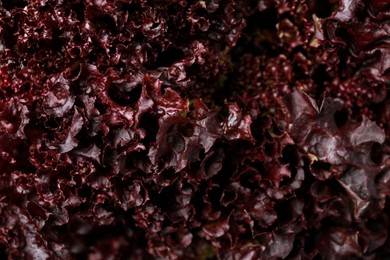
[1,0,390,259]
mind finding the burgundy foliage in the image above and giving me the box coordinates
[1,0,390,259]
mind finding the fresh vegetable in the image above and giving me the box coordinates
[1,0,390,259]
